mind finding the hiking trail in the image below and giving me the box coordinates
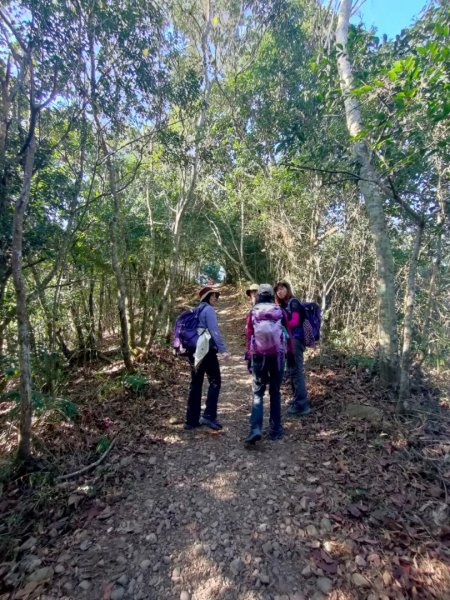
[16,288,450,600]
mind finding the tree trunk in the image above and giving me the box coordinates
[97,273,105,342]
[87,276,96,350]
[398,223,424,410]
[139,271,150,346]
[12,137,36,462]
[335,0,399,385]
[109,180,133,371]
[127,266,136,348]
[70,302,85,350]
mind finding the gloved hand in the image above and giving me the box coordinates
[287,352,295,369]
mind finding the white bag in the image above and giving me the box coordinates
[194,328,211,369]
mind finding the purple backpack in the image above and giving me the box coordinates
[302,302,321,346]
[173,304,207,355]
[251,303,285,355]
[288,299,321,347]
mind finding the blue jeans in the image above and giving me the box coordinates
[250,354,284,434]
[290,338,309,411]
[186,350,221,425]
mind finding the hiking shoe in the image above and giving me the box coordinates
[269,429,284,441]
[200,416,223,431]
[183,422,201,430]
[286,405,312,418]
[244,428,262,445]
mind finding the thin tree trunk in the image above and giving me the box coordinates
[398,223,424,410]
[107,160,133,371]
[87,276,96,350]
[31,265,53,345]
[335,0,398,385]
[12,136,36,462]
[423,168,445,340]
[127,266,136,348]
[70,302,85,350]
[139,271,150,346]
[97,273,105,342]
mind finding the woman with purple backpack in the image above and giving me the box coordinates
[244,284,292,445]
[274,280,312,417]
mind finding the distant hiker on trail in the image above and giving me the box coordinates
[244,284,291,445]
[245,283,259,306]
[274,280,311,417]
[184,287,230,432]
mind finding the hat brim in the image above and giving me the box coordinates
[200,290,220,302]
[246,287,259,297]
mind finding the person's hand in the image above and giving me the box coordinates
[221,352,231,361]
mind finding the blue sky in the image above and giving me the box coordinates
[354,0,428,38]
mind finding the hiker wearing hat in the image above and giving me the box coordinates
[274,280,311,417]
[244,284,292,445]
[246,283,259,306]
[184,286,230,431]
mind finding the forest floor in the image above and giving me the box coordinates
[1,286,450,600]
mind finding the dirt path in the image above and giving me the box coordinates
[31,289,449,600]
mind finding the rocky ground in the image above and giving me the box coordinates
[1,288,450,600]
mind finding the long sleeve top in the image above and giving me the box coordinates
[245,303,293,354]
[285,298,306,338]
[197,302,227,353]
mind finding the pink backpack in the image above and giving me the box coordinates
[251,303,286,355]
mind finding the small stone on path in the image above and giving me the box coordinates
[230,558,243,575]
[316,576,333,594]
[20,537,37,551]
[117,574,129,586]
[352,572,371,587]
[79,580,91,590]
[111,587,125,600]
[27,567,54,583]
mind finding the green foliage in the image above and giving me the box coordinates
[96,436,112,454]
[346,355,377,371]
[122,372,148,394]
[3,389,78,420]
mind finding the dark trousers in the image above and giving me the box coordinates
[186,350,221,425]
[290,337,310,410]
[250,354,284,434]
